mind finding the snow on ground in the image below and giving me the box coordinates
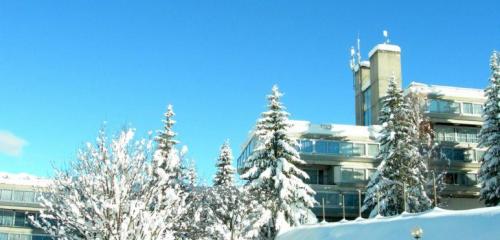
[277,207,500,240]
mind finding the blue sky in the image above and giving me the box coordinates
[0,1,498,182]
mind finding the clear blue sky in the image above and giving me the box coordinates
[0,1,498,182]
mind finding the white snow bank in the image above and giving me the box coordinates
[277,207,500,240]
[0,172,51,187]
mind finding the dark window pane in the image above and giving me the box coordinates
[315,141,328,153]
[14,212,26,226]
[300,140,313,153]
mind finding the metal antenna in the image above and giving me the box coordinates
[356,34,361,64]
[383,30,390,44]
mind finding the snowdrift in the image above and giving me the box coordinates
[277,207,500,240]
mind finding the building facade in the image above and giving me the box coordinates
[0,173,51,240]
[237,40,485,221]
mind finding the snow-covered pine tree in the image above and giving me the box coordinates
[241,85,317,239]
[211,141,246,240]
[362,78,432,217]
[478,51,500,206]
[32,129,177,240]
[153,104,185,192]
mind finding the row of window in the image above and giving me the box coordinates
[0,210,40,228]
[444,172,478,186]
[0,189,39,204]
[428,99,483,116]
[237,138,256,169]
[304,168,375,185]
[341,168,375,182]
[440,147,485,162]
[315,192,361,208]
[0,233,51,240]
[298,139,379,157]
[435,127,480,143]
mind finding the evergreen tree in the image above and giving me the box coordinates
[241,85,317,239]
[362,78,431,217]
[478,51,500,206]
[212,141,246,240]
[151,105,189,237]
[153,104,185,191]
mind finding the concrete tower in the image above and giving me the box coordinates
[352,35,402,126]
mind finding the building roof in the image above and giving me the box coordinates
[406,82,486,100]
[289,120,381,139]
[368,43,401,58]
[0,172,51,187]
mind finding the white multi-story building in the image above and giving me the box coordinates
[0,173,51,240]
[237,40,486,221]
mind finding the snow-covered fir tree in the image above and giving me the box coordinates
[478,51,500,206]
[211,141,246,240]
[153,104,186,192]
[362,78,432,217]
[150,105,188,237]
[241,85,317,239]
[32,129,177,240]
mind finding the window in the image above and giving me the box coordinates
[0,189,12,201]
[353,169,365,181]
[366,169,377,179]
[367,144,379,157]
[340,142,353,155]
[466,129,479,143]
[428,99,460,114]
[315,141,328,153]
[444,173,477,186]
[463,103,473,114]
[435,127,479,143]
[473,104,483,115]
[299,140,313,153]
[441,148,466,161]
[303,169,324,184]
[9,234,30,240]
[33,236,53,240]
[341,168,366,182]
[0,233,7,240]
[23,191,35,203]
[444,173,459,185]
[12,190,23,202]
[0,210,14,226]
[343,193,359,207]
[444,128,455,142]
[315,192,339,207]
[14,212,27,227]
[465,173,478,186]
[327,141,340,154]
[300,139,313,153]
[363,87,372,126]
[353,144,365,156]
[476,150,486,162]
